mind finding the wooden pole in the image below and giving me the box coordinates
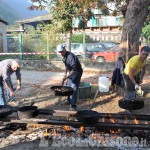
[126,33,129,63]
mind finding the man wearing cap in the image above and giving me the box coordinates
[0,59,21,105]
[123,46,150,99]
[58,45,83,110]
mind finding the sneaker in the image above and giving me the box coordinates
[69,107,76,111]
[64,99,70,105]
[69,105,77,111]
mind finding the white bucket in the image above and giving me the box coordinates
[98,76,109,92]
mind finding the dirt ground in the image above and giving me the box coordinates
[1,69,150,150]
[9,69,150,115]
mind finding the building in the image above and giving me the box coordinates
[16,13,122,42]
[0,18,8,52]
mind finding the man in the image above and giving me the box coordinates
[124,46,150,99]
[58,45,83,110]
[0,59,21,105]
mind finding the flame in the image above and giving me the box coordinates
[80,126,85,132]
[101,118,105,122]
[117,129,121,133]
[43,129,49,137]
[63,126,71,131]
[133,119,139,124]
[144,121,148,124]
[110,117,115,123]
[110,129,116,133]
[91,133,99,140]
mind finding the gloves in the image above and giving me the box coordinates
[135,84,139,90]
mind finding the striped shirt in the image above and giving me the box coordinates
[0,59,21,82]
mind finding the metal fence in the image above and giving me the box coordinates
[1,32,123,62]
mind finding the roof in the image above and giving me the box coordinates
[0,18,8,25]
[16,13,52,27]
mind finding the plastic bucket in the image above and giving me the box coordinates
[78,82,91,99]
[98,76,109,92]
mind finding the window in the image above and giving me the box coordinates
[71,44,80,50]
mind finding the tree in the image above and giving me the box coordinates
[120,1,150,60]
[29,0,108,51]
[29,0,150,60]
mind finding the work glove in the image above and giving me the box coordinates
[135,84,139,90]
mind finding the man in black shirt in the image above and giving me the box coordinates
[58,45,83,110]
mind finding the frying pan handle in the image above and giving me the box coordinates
[13,106,19,112]
[90,89,99,110]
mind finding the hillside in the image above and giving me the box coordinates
[0,0,47,25]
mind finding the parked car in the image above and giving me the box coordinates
[101,41,119,49]
[55,43,107,60]
[86,43,107,52]
[91,45,121,62]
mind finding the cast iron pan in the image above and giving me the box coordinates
[50,86,73,96]
[0,105,14,118]
[74,110,99,124]
[119,98,144,110]
[17,106,38,119]
[74,90,100,124]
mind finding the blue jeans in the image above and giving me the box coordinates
[67,71,83,108]
[6,78,15,101]
[0,77,6,105]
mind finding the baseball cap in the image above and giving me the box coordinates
[57,45,66,52]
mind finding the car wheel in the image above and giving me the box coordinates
[96,57,105,62]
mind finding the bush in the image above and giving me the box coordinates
[71,34,91,43]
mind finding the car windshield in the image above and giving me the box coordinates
[109,45,120,52]
[86,44,106,52]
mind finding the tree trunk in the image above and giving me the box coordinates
[121,0,150,61]
[66,30,72,52]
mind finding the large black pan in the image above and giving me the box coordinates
[74,110,99,124]
[119,98,144,110]
[0,105,14,118]
[74,89,100,124]
[17,105,38,119]
[50,86,73,96]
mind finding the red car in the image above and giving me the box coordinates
[91,45,120,62]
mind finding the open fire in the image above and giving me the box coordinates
[1,111,150,148]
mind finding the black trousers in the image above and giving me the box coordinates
[123,74,140,93]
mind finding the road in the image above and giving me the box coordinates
[11,69,101,84]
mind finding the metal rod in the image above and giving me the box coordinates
[10,119,150,130]
[38,109,150,121]
[98,113,150,121]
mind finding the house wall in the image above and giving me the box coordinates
[0,22,7,52]
[72,27,122,42]
[72,15,122,42]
